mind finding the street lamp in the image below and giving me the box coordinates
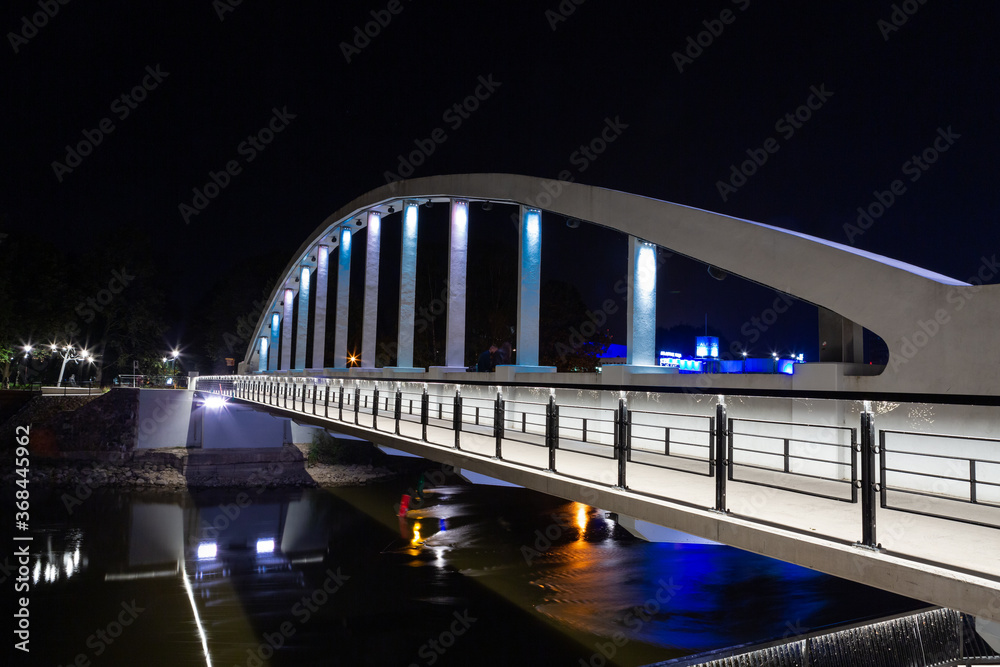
[53,344,91,387]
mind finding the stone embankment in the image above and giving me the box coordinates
[2,444,400,490]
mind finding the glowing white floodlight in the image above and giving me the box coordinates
[203,395,227,409]
[256,539,275,554]
[197,542,217,560]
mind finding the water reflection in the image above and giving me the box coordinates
[15,482,924,666]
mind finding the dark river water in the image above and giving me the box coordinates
[4,468,923,667]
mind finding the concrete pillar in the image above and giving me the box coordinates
[818,307,865,363]
[311,245,329,369]
[267,312,280,372]
[258,336,268,372]
[294,265,310,370]
[516,206,542,367]
[361,211,382,367]
[396,201,420,370]
[445,200,469,369]
[626,236,657,366]
[334,227,352,369]
[280,288,294,371]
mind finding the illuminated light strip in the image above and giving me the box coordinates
[181,560,214,667]
[104,566,180,581]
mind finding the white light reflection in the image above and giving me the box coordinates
[181,560,213,667]
[256,538,275,554]
[197,542,217,560]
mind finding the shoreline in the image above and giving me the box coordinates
[1,444,412,490]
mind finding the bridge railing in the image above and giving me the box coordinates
[193,375,1000,546]
[880,429,1000,529]
[728,417,857,503]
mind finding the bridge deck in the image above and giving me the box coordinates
[202,380,1000,621]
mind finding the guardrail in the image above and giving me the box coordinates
[195,375,1000,546]
[880,429,1000,529]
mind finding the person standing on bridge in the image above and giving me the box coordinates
[473,345,499,372]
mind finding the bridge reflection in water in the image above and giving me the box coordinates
[195,374,1000,624]
[23,481,956,666]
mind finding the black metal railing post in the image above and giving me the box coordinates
[338,384,344,421]
[714,403,728,512]
[453,389,462,448]
[283,381,288,409]
[616,398,629,488]
[546,394,558,471]
[859,410,878,549]
[494,391,504,458]
[372,385,380,430]
[324,384,330,419]
[394,387,402,435]
[354,385,361,425]
[878,430,885,508]
[312,383,318,415]
[421,387,429,441]
[851,428,859,503]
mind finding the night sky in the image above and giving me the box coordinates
[5,1,999,363]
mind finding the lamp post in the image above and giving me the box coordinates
[53,344,91,387]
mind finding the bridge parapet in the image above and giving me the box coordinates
[193,372,1000,620]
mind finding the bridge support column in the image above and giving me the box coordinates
[257,336,268,372]
[501,206,555,377]
[333,227,352,369]
[311,245,329,370]
[429,200,469,373]
[388,201,424,373]
[280,288,294,371]
[626,237,657,366]
[295,266,310,370]
[361,211,382,368]
[267,312,280,372]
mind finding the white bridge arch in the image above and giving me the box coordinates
[242,174,1000,398]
